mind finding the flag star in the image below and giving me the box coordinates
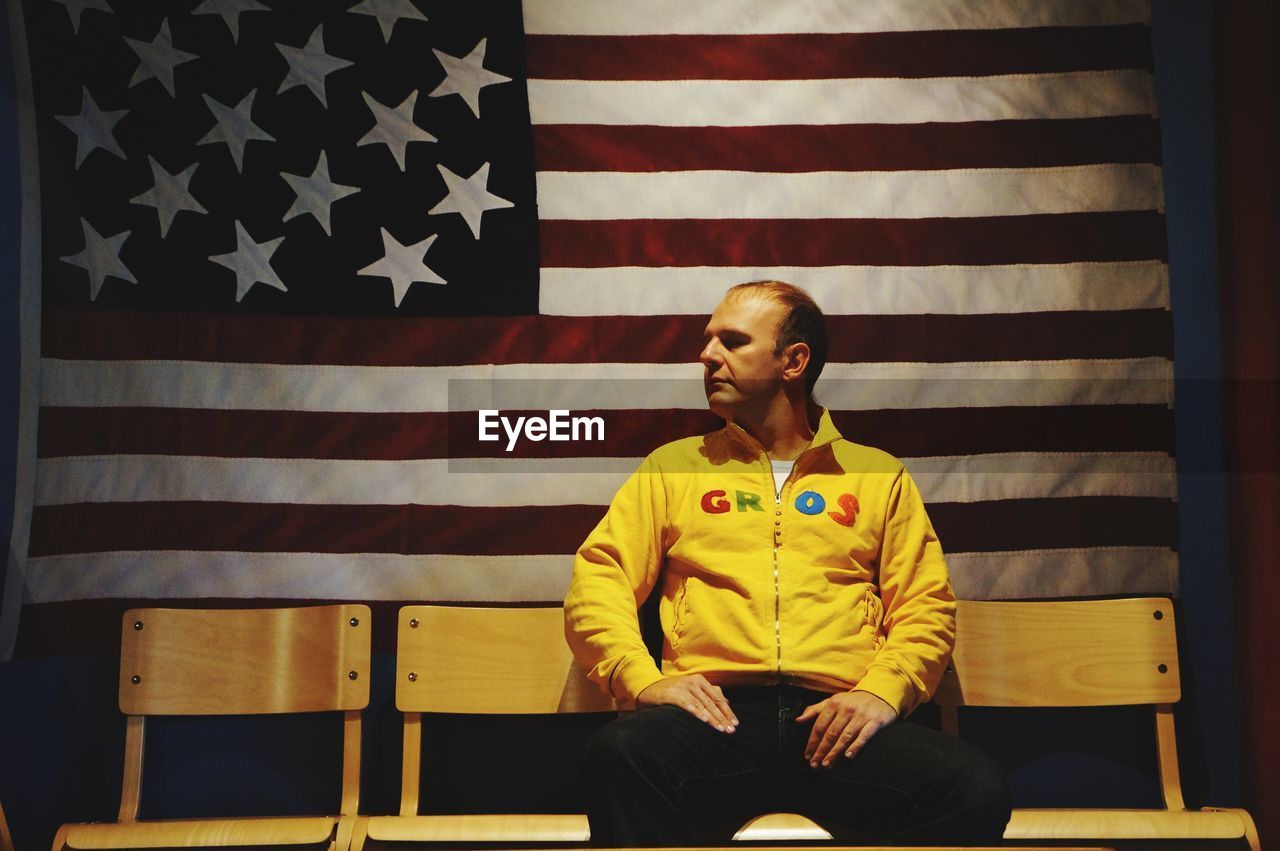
[429,162,513,239]
[199,90,274,172]
[429,38,510,118]
[358,90,435,171]
[124,19,199,98]
[131,156,207,238]
[282,151,359,236]
[58,0,112,35]
[348,0,427,43]
[359,228,445,307]
[192,0,269,43]
[276,26,353,109]
[60,218,136,301]
[54,87,128,168]
[209,220,287,302]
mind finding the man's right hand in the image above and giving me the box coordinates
[636,675,739,733]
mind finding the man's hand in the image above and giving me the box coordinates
[636,675,739,733]
[796,691,896,768]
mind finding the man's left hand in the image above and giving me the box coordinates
[796,691,897,768]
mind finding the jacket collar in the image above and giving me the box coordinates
[723,407,843,456]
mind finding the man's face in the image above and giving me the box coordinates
[699,295,789,419]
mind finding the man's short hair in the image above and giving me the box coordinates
[726,280,828,396]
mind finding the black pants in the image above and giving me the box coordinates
[581,685,1010,846]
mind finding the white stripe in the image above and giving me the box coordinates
[947,547,1177,599]
[41,358,1174,412]
[1,0,44,660]
[25,545,1176,605]
[522,0,1149,35]
[23,552,575,603]
[905,452,1176,504]
[538,262,1171,316]
[526,72,1155,126]
[35,452,1174,507]
[536,165,1164,220]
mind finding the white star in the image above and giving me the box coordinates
[209,221,287,302]
[282,151,359,236]
[124,19,199,97]
[348,0,427,43]
[131,156,207,238]
[359,228,445,307]
[429,38,510,118]
[192,0,269,43]
[60,218,136,301]
[276,26,353,109]
[199,90,274,172]
[358,90,435,171]
[54,87,128,168]
[429,162,513,239]
[58,0,112,35]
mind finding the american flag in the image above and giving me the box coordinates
[3,0,1175,657]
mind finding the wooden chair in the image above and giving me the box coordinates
[350,605,613,849]
[52,605,371,851]
[737,598,1260,850]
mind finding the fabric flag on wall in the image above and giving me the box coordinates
[2,0,1174,657]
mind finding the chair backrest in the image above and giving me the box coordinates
[394,605,614,816]
[933,597,1186,810]
[396,605,615,714]
[933,597,1179,708]
[120,605,371,715]
[116,605,371,821]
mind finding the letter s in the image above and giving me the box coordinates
[701,490,730,514]
[828,493,859,527]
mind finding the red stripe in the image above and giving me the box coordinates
[929,497,1178,553]
[532,118,1162,172]
[539,213,1168,268]
[37,405,1174,460]
[29,497,1176,559]
[523,27,1153,80]
[28,503,605,558]
[40,309,1171,364]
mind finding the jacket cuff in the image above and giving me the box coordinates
[611,657,666,708]
[852,667,916,717]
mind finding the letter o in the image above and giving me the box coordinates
[794,490,826,515]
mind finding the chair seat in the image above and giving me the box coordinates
[62,816,340,849]
[1007,807,1251,840]
[733,813,833,841]
[364,813,590,843]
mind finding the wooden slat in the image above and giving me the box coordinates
[364,813,591,843]
[63,817,339,849]
[1006,807,1249,840]
[119,605,371,715]
[395,606,615,714]
[933,598,1179,707]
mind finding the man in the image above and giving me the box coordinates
[564,281,1010,845]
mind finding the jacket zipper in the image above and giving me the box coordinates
[771,453,783,678]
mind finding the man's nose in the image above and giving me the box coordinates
[700,339,723,368]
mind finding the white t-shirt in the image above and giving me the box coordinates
[770,458,796,500]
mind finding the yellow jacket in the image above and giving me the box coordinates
[564,409,955,716]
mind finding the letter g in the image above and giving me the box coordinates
[701,490,730,514]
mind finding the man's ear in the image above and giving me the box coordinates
[781,342,811,384]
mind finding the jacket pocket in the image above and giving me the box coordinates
[670,577,690,647]
[864,590,885,649]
